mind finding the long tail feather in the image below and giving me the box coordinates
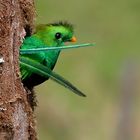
[20,57,86,97]
[20,43,95,54]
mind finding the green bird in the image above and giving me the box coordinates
[20,21,94,97]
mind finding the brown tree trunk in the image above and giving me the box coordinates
[0,0,36,139]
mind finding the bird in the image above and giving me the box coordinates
[20,21,87,97]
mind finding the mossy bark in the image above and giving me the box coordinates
[0,0,36,139]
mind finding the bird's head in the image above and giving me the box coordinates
[35,21,76,46]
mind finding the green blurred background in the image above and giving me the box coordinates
[34,0,140,139]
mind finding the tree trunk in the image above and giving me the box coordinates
[0,0,36,139]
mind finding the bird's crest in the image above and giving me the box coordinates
[48,21,74,33]
[36,21,74,33]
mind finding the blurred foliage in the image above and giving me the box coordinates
[34,0,140,139]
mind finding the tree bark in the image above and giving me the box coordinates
[0,0,36,139]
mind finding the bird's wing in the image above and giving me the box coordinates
[20,36,46,80]
[21,66,29,80]
[20,56,34,80]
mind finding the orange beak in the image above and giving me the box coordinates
[70,36,77,42]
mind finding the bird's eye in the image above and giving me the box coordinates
[55,32,62,39]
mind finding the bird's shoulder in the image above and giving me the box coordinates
[22,36,45,49]
[21,36,46,63]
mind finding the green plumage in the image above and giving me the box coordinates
[21,36,60,80]
[20,21,94,97]
[20,22,74,89]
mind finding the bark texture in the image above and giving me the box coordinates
[0,0,36,139]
